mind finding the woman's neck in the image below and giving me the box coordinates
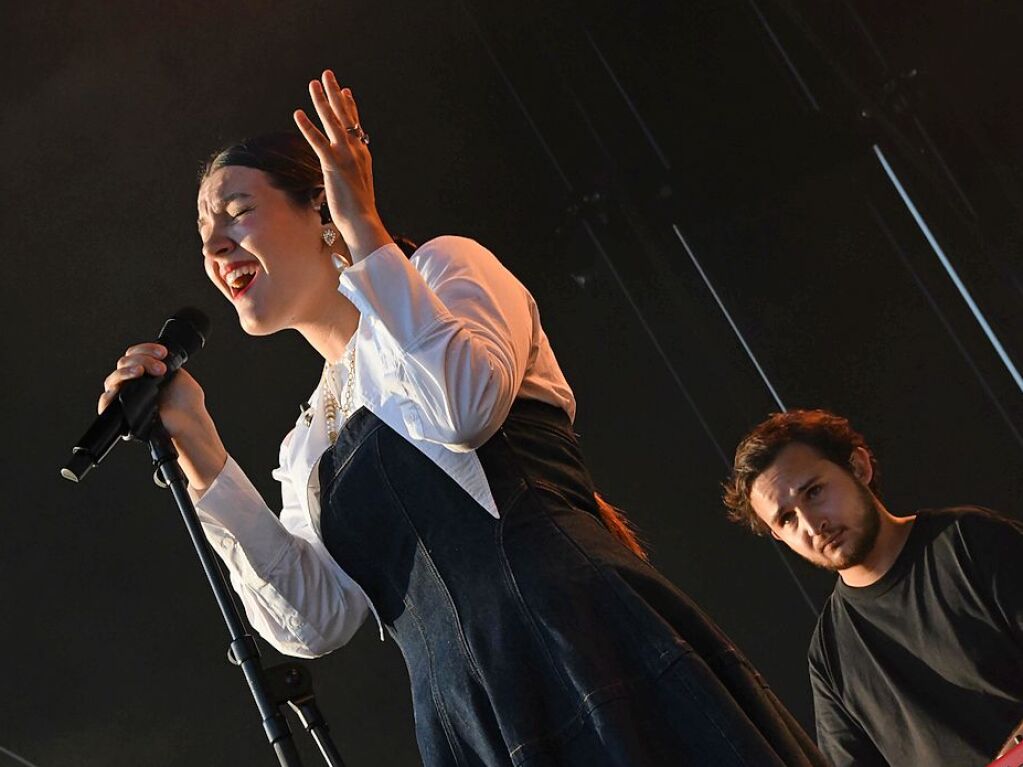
[294,290,361,364]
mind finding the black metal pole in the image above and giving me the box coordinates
[146,421,305,767]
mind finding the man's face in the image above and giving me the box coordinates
[749,443,880,572]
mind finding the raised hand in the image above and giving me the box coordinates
[293,69,392,263]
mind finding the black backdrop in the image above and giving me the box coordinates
[3,1,1021,765]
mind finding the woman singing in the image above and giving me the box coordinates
[99,69,825,766]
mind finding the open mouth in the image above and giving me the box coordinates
[223,262,260,299]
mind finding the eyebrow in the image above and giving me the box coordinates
[768,474,821,527]
[197,192,253,227]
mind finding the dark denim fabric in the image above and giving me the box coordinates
[319,401,826,767]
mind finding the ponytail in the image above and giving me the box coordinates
[593,492,648,561]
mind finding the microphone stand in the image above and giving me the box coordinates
[142,418,347,767]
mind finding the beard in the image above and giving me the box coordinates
[816,483,882,572]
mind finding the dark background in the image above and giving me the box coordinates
[3,1,1021,765]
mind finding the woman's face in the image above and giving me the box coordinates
[197,166,337,336]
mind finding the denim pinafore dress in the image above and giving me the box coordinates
[317,400,826,767]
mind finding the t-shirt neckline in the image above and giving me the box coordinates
[836,512,928,602]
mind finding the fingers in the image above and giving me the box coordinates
[308,78,345,144]
[117,352,167,376]
[125,342,168,359]
[298,70,363,147]
[293,108,330,155]
[97,390,117,414]
[104,356,165,392]
[97,347,169,413]
[322,70,360,131]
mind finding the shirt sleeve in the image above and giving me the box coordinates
[338,236,536,451]
[961,509,1023,644]
[194,430,370,658]
[809,635,890,767]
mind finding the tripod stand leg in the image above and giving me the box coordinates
[265,663,348,767]
[298,704,347,767]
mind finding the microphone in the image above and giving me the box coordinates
[61,308,211,483]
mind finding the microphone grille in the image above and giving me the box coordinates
[159,307,211,356]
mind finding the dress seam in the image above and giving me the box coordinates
[374,432,487,688]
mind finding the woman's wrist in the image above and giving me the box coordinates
[182,445,229,499]
[175,416,229,498]
[343,215,392,264]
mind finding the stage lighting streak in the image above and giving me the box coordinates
[911,116,978,220]
[747,0,821,112]
[836,0,890,72]
[874,144,1023,396]
[581,220,729,465]
[456,0,573,192]
[767,536,822,618]
[565,87,615,164]
[673,225,822,617]
[0,746,43,767]
[867,203,1023,450]
[537,33,615,164]
[584,30,671,170]
[460,0,820,616]
[673,225,787,413]
[459,0,727,462]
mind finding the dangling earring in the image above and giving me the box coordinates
[331,252,351,272]
[317,199,342,261]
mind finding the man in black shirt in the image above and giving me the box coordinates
[722,409,1023,766]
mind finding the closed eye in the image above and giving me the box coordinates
[227,207,254,221]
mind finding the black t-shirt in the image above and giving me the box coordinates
[809,507,1023,766]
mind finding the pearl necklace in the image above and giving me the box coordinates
[321,342,356,445]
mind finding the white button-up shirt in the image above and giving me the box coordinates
[195,237,575,657]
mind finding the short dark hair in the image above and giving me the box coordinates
[200,131,324,208]
[199,131,418,257]
[723,409,880,536]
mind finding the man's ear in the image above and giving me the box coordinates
[848,446,874,485]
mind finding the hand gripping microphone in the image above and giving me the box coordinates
[61,308,211,483]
